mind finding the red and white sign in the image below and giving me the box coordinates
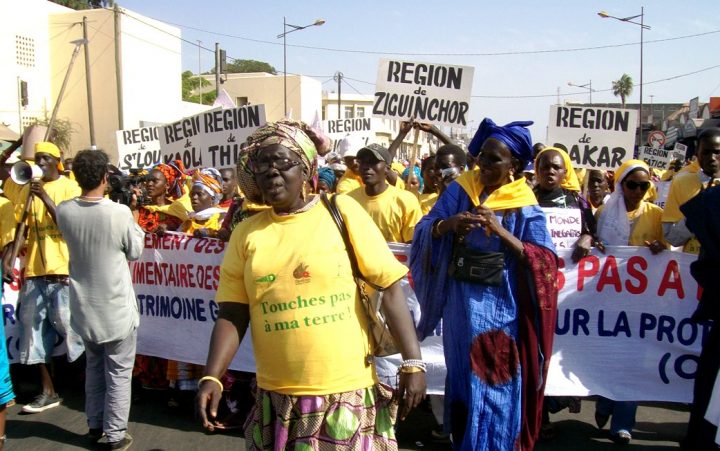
[648,130,666,149]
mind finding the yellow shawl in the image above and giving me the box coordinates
[456,168,538,210]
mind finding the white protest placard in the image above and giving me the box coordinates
[654,180,671,209]
[373,59,474,127]
[546,105,638,170]
[640,145,673,170]
[158,105,266,170]
[673,142,688,160]
[322,118,373,139]
[130,233,255,372]
[115,126,162,171]
[546,247,701,402]
[542,207,583,250]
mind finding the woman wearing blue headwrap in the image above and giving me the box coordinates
[316,167,337,193]
[411,118,558,450]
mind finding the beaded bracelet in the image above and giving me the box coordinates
[197,375,224,392]
[399,359,427,374]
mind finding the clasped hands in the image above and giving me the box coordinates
[442,205,501,236]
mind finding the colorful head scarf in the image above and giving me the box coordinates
[192,167,223,205]
[402,166,424,192]
[534,146,581,192]
[35,141,64,172]
[597,159,650,246]
[237,120,327,204]
[468,118,534,162]
[317,167,337,191]
[153,159,187,200]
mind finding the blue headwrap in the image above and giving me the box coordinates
[317,167,337,189]
[402,166,424,192]
[468,118,534,162]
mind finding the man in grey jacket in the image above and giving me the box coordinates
[56,149,145,451]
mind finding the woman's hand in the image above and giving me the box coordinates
[155,224,168,236]
[474,204,503,235]
[571,234,594,263]
[196,379,223,432]
[645,240,665,255]
[397,372,427,421]
[439,212,484,236]
[194,229,209,239]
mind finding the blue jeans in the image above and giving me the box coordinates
[596,397,638,434]
[17,276,85,364]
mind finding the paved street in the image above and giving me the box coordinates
[5,360,689,450]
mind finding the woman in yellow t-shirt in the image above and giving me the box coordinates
[594,159,666,445]
[197,120,426,450]
[181,168,226,238]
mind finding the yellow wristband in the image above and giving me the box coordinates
[198,375,224,392]
[399,366,424,374]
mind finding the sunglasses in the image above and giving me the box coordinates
[624,180,651,191]
[249,157,301,174]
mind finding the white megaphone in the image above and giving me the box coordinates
[10,161,44,185]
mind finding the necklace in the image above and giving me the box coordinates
[79,195,104,201]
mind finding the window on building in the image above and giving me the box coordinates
[236,96,249,106]
[15,35,35,68]
[344,106,354,119]
[356,106,365,118]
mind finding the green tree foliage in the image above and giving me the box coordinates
[29,116,75,155]
[612,74,634,108]
[226,59,276,75]
[181,71,217,105]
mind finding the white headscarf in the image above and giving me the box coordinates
[596,159,649,246]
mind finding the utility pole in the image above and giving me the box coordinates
[82,17,96,148]
[215,42,220,98]
[334,71,343,119]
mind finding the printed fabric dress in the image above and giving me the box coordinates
[411,181,558,451]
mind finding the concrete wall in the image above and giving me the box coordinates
[0,0,70,136]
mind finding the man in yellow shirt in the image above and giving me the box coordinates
[335,136,364,194]
[2,142,84,414]
[348,144,422,243]
[662,128,720,253]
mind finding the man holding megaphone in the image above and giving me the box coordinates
[2,141,84,414]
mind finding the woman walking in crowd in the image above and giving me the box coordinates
[316,166,337,193]
[197,120,426,450]
[585,169,611,212]
[411,118,558,450]
[182,168,226,238]
[594,159,667,445]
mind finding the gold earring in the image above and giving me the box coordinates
[302,180,307,201]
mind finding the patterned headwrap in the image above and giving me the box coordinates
[468,118,534,163]
[237,120,328,204]
[317,167,337,190]
[153,159,187,200]
[534,146,581,192]
[402,166,424,192]
[192,168,223,205]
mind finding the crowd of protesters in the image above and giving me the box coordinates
[0,118,717,450]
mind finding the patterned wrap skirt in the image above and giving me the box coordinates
[244,383,398,450]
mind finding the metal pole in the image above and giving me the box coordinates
[198,40,202,105]
[82,17,96,148]
[45,42,85,141]
[283,17,287,117]
[639,6,644,142]
[114,4,124,130]
[337,72,342,119]
[215,42,220,98]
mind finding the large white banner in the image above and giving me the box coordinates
[373,59,474,127]
[546,247,702,402]
[546,105,638,170]
[115,126,162,171]
[158,105,266,171]
[130,233,255,372]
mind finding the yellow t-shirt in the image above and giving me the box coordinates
[3,176,80,277]
[347,184,423,243]
[0,197,16,249]
[597,201,668,248]
[419,192,439,216]
[216,195,407,395]
[336,170,363,194]
[662,171,720,254]
[182,212,223,235]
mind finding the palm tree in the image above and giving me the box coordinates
[612,74,634,108]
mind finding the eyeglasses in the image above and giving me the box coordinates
[249,157,301,174]
[624,180,651,192]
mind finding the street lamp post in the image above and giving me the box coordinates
[277,18,325,118]
[567,80,594,104]
[598,8,651,138]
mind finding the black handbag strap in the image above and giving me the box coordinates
[320,193,382,291]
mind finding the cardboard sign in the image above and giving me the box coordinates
[158,105,266,170]
[542,208,583,250]
[373,59,474,127]
[546,105,638,170]
[115,126,162,171]
[639,146,686,171]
